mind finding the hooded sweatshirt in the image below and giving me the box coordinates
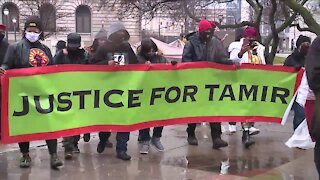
[91,22,137,65]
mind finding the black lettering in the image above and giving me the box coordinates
[104,90,124,108]
[165,87,181,103]
[205,85,220,101]
[57,92,72,112]
[239,85,258,101]
[219,85,236,101]
[261,86,268,102]
[128,90,143,108]
[13,96,29,116]
[150,88,165,105]
[271,87,290,104]
[183,86,198,102]
[94,90,100,108]
[34,95,54,114]
[73,90,92,109]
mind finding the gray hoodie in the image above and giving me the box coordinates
[107,22,130,41]
[95,28,108,40]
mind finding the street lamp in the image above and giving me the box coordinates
[3,8,9,41]
[12,18,17,42]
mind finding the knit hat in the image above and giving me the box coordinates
[95,28,108,40]
[244,27,257,38]
[24,16,43,31]
[198,19,212,33]
[67,33,81,48]
[296,35,311,48]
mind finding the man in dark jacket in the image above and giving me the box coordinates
[284,35,311,131]
[53,33,89,160]
[284,35,311,68]
[0,16,63,169]
[182,19,232,149]
[306,36,320,175]
[91,21,138,161]
[0,24,9,64]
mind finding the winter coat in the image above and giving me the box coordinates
[91,22,137,65]
[305,36,320,142]
[1,39,53,70]
[182,32,233,65]
[0,40,9,65]
[284,49,306,69]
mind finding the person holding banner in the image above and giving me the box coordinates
[137,38,168,154]
[228,26,265,148]
[182,19,233,149]
[53,32,90,160]
[306,36,320,175]
[0,16,63,169]
[92,21,138,161]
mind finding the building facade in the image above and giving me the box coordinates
[0,0,141,53]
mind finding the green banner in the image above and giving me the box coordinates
[1,63,302,143]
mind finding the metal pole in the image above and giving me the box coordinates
[14,24,16,42]
[5,16,8,41]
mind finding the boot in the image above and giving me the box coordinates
[50,153,63,169]
[242,130,255,148]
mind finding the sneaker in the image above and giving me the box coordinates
[83,133,90,142]
[249,127,260,136]
[229,125,237,133]
[151,137,164,151]
[50,153,63,169]
[64,151,73,160]
[105,140,113,148]
[73,144,80,153]
[117,151,131,161]
[20,154,31,168]
[97,142,106,154]
[187,136,198,146]
[140,141,150,154]
[212,138,228,149]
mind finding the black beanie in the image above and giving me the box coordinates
[296,35,311,48]
[24,16,43,32]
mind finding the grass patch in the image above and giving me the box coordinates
[273,56,286,65]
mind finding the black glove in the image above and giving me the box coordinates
[171,61,178,66]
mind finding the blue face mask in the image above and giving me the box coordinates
[25,32,40,43]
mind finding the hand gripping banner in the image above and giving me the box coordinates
[1,62,303,143]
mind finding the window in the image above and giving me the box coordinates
[76,5,91,33]
[40,4,56,32]
[2,2,19,31]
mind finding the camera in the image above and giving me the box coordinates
[249,40,258,48]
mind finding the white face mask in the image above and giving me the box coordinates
[25,32,40,43]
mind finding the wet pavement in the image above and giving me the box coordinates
[0,115,318,180]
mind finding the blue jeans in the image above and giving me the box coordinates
[293,102,306,130]
[116,132,130,153]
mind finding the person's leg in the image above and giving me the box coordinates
[46,139,63,169]
[210,123,228,149]
[241,122,254,148]
[187,123,198,145]
[151,126,164,151]
[139,128,151,154]
[18,142,31,168]
[62,136,75,159]
[83,133,91,142]
[314,142,320,176]
[97,132,112,153]
[229,122,237,133]
[293,102,306,130]
[73,135,81,153]
[116,132,131,160]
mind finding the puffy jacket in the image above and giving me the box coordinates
[1,39,53,70]
[182,32,233,65]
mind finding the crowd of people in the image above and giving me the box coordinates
[0,15,319,176]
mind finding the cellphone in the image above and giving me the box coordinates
[249,40,257,48]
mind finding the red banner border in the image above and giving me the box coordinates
[1,116,280,144]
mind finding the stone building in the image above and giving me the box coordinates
[0,0,141,53]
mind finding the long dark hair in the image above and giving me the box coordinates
[139,39,158,56]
